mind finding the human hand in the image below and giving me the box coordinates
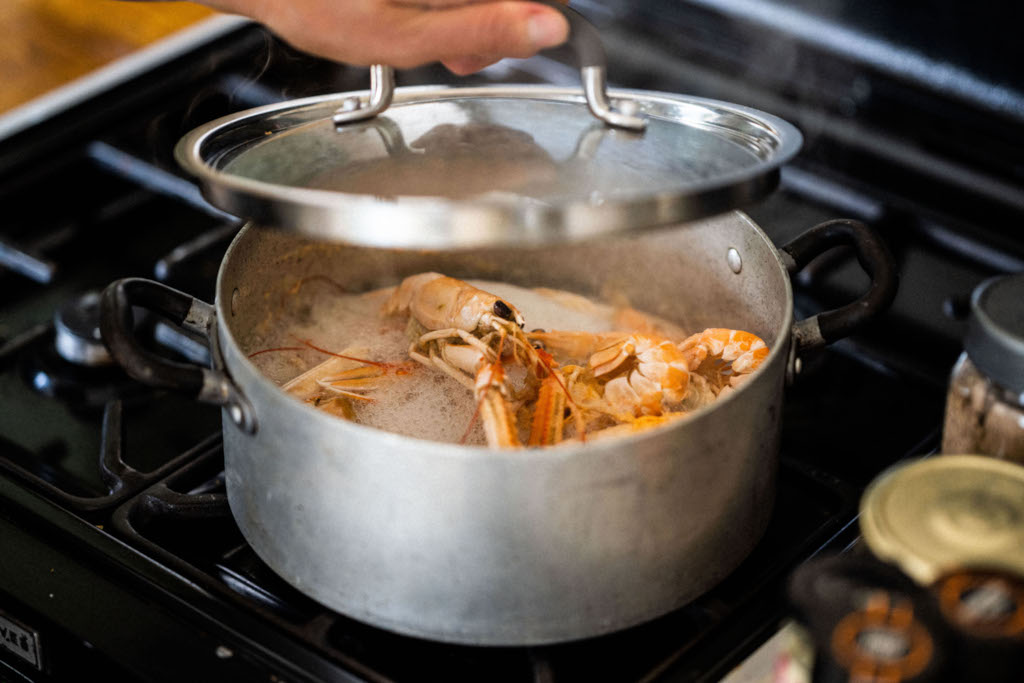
[203,0,570,75]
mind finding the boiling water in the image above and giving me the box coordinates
[248,280,653,446]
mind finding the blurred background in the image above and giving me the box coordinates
[1,0,215,114]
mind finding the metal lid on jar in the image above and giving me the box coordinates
[174,4,801,249]
[860,455,1024,586]
[966,273,1024,397]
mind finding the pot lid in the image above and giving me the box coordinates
[859,455,1024,586]
[175,5,801,248]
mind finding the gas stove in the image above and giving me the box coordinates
[1,3,1020,681]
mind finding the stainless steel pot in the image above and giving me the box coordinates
[100,212,896,645]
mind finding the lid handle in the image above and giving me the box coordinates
[332,1,646,131]
[332,64,396,126]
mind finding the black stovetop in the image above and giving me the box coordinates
[0,6,1019,681]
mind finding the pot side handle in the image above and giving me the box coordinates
[99,277,256,433]
[779,219,898,354]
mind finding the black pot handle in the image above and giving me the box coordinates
[779,219,898,353]
[99,278,256,433]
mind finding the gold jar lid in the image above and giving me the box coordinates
[860,455,1024,585]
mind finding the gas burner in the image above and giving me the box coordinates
[20,329,137,408]
[54,291,112,366]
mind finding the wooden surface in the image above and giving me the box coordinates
[0,0,216,114]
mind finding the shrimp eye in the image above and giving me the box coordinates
[493,300,514,321]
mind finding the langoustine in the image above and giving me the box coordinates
[381,272,572,448]
[273,273,770,448]
[529,326,770,441]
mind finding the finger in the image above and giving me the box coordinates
[261,1,570,69]
[442,54,502,75]
[386,2,569,68]
[394,0,569,8]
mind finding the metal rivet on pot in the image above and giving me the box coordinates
[616,99,640,117]
[230,288,240,317]
[794,357,803,375]
[215,645,233,659]
[339,96,361,113]
[229,404,244,425]
[727,248,743,274]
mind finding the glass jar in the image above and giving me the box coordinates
[855,455,1024,680]
[941,273,1024,464]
